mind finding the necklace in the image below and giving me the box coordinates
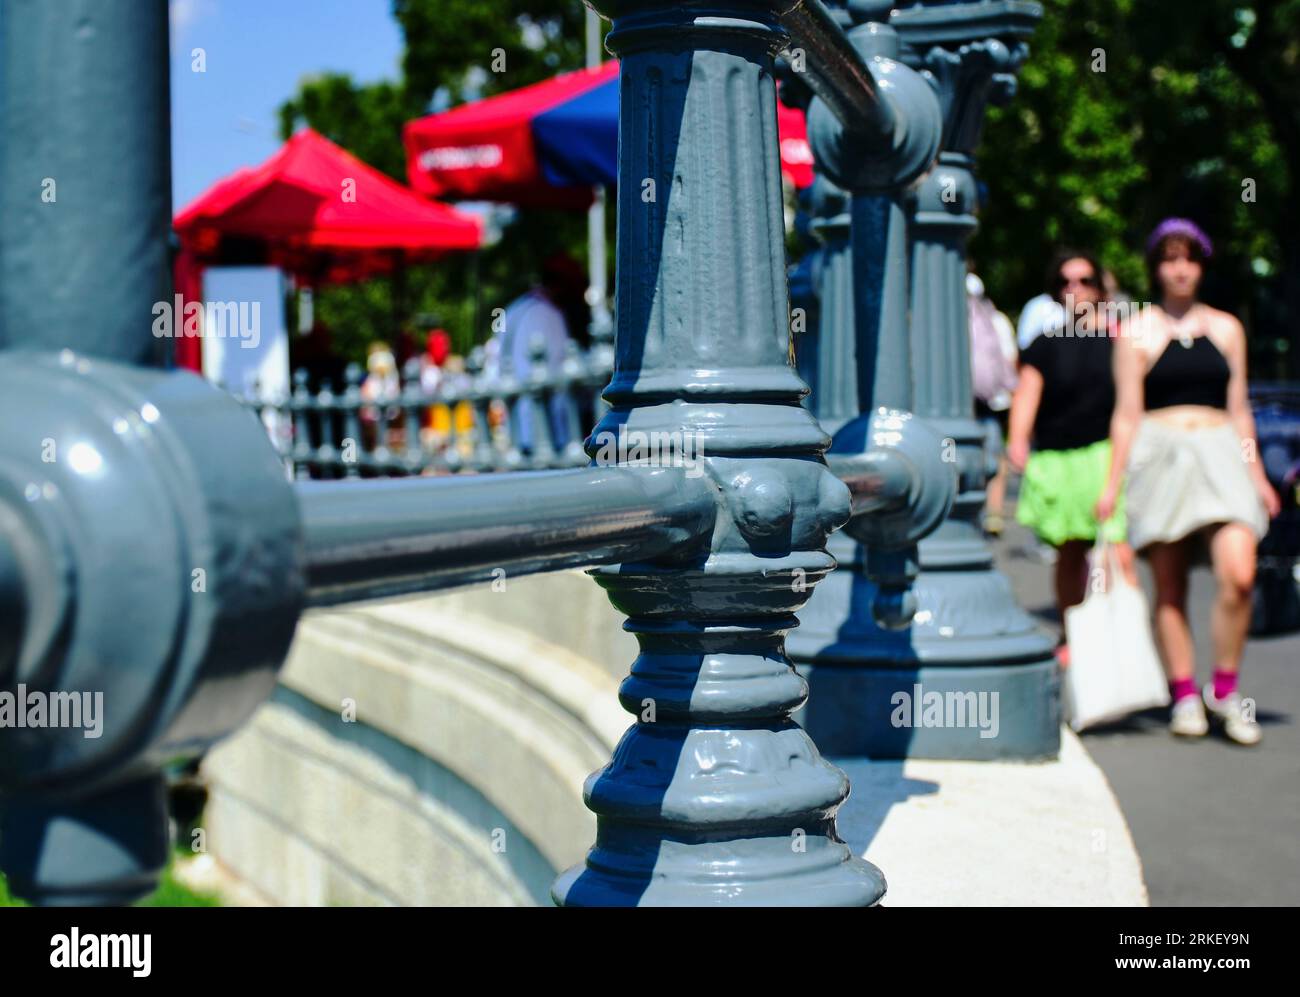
[1160,304,1199,349]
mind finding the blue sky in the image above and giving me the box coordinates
[169,0,404,210]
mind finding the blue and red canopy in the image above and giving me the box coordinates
[404,60,813,209]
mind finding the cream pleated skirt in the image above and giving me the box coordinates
[1126,418,1269,551]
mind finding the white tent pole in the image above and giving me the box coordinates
[585,8,612,340]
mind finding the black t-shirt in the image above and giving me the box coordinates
[1019,331,1115,451]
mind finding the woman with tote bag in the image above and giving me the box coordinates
[1096,219,1280,744]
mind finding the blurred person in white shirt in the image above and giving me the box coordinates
[500,254,588,454]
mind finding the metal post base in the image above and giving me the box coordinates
[789,530,1060,760]
[554,825,886,907]
[0,775,169,906]
[795,660,1059,760]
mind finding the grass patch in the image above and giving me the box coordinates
[0,853,220,907]
[0,872,29,907]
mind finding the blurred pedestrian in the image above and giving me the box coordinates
[360,342,400,451]
[293,318,345,394]
[419,325,453,448]
[968,271,1019,536]
[1101,269,1131,312]
[500,253,587,454]
[420,326,452,394]
[362,342,400,400]
[1097,219,1280,743]
[1016,288,1063,351]
[1008,249,1132,659]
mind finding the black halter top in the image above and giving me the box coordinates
[1145,334,1230,411]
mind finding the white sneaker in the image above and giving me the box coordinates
[1169,695,1208,737]
[1203,685,1262,746]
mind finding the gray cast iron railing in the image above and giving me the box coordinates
[0,0,963,906]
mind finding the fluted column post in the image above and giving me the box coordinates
[778,1,977,755]
[803,178,860,431]
[553,0,885,906]
[893,0,1058,756]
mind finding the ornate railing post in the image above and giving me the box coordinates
[799,177,858,431]
[341,363,364,477]
[792,1,1058,760]
[887,0,1057,756]
[291,369,316,479]
[786,186,823,395]
[552,0,886,906]
[777,2,977,756]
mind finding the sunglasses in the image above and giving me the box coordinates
[1056,273,1098,289]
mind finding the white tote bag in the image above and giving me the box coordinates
[1062,541,1170,731]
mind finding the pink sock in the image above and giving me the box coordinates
[1213,670,1238,700]
[1170,678,1198,703]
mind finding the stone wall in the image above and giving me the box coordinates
[202,569,633,906]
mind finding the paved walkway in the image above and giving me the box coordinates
[838,730,1147,906]
[992,520,1300,907]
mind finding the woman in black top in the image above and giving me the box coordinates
[1098,219,1279,744]
[1008,249,1132,654]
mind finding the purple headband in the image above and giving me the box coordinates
[1146,217,1213,260]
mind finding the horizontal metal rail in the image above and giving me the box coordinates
[779,0,896,140]
[0,442,921,661]
[297,465,717,607]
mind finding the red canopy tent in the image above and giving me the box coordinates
[174,129,483,370]
[176,128,482,277]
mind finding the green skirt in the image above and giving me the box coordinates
[1017,439,1127,547]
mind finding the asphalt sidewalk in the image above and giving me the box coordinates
[992,520,1300,907]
